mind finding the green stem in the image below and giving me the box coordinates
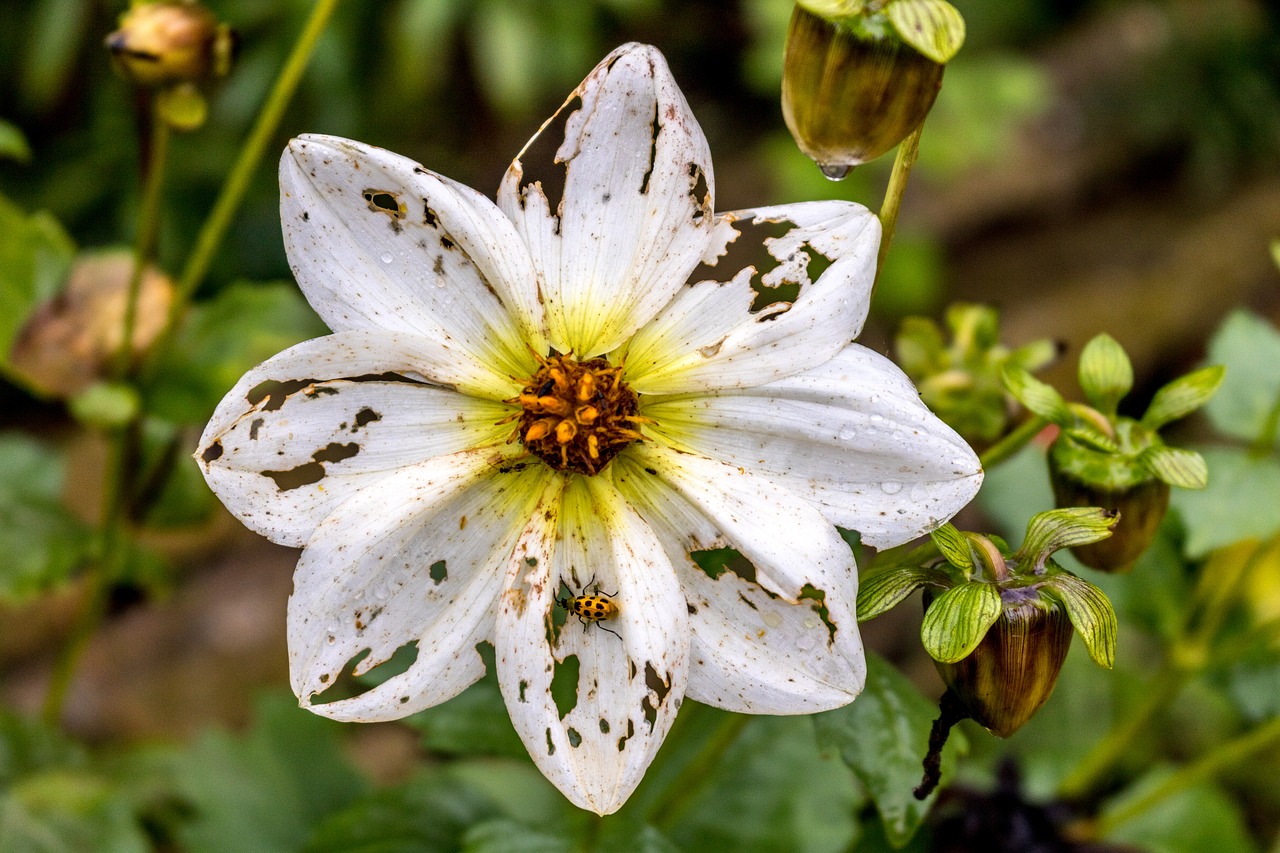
[163,0,343,335]
[874,124,923,287]
[647,711,751,831]
[979,415,1048,470]
[115,103,171,378]
[1091,715,1280,838]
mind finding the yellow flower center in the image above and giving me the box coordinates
[509,353,643,475]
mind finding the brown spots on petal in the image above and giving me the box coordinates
[201,440,223,462]
[260,441,360,491]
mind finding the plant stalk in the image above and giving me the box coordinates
[875,124,923,287]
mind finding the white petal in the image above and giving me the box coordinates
[622,202,881,395]
[496,474,689,815]
[643,344,983,549]
[196,331,519,547]
[288,451,551,721]
[281,135,544,380]
[497,43,714,358]
[612,448,864,714]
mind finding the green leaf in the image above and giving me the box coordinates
[1006,338,1060,374]
[173,695,368,853]
[301,772,502,853]
[1077,334,1132,416]
[814,654,962,847]
[145,281,327,424]
[929,523,973,571]
[857,565,949,621]
[1171,447,1280,558]
[1016,507,1118,572]
[0,193,76,381]
[1203,310,1280,447]
[1142,366,1226,431]
[404,676,527,760]
[1001,366,1071,425]
[658,715,861,853]
[1139,446,1208,489]
[463,820,573,853]
[1100,770,1256,853]
[0,433,91,602]
[1041,573,1116,668]
[0,119,32,163]
[886,0,965,64]
[919,580,1001,663]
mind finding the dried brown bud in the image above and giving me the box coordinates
[106,2,235,88]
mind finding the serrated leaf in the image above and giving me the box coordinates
[1017,507,1118,572]
[1002,366,1071,425]
[857,565,949,621]
[886,0,965,64]
[929,523,974,571]
[920,581,1001,663]
[1141,366,1226,430]
[0,433,91,602]
[1203,310,1280,447]
[1077,334,1133,415]
[1041,573,1116,668]
[813,653,962,847]
[1140,445,1208,489]
[1172,448,1280,558]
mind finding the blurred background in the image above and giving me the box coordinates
[1,0,1278,850]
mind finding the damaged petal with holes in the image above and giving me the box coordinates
[195,42,982,815]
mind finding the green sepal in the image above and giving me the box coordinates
[1015,507,1118,573]
[920,580,1001,664]
[1139,445,1208,489]
[1002,365,1072,425]
[945,302,998,351]
[1078,334,1133,416]
[858,565,950,622]
[929,523,974,572]
[1040,572,1117,668]
[1140,365,1226,430]
[886,0,965,64]
[1061,425,1120,454]
[1007,338,1060,374]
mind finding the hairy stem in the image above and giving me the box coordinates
[915,688,968,799]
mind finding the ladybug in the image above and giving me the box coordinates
[558,575,621,640]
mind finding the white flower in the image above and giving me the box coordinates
[196,43,982,814]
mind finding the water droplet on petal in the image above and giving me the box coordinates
[795,632,817,652]
[380,252,394,264]
[818,162,852,181]
[838,425,858,440]
[880,481,904,495]
[763,611,784,629]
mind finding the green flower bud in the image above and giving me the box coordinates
[106,1,236,88]
[782,4,943,178]
[929,585,1073,737]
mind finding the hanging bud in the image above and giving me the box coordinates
[106,1,237,89]
[1004,334,1225,572]
[896,303,1058,452]
[860,508,1118,742]
[782,0,964,177]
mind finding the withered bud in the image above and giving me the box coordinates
[931,586,1074,738]
[782,5,943,177]
[9,251,174,398]
[106,1,236,88]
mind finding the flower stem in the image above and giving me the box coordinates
[979,415,1048,470]
[875,124,923,286]
[647,709,751,830]
[114,100,171,378]
[166,0,343,326]
[1090,715,1280,839]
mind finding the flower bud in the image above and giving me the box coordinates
[1048,427,1170,572]
[930,585,1074,737]
[782,4,943,177]
[106,2,236,88]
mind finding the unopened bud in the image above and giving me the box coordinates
[782,4,943,177]
[106,1,236,88]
